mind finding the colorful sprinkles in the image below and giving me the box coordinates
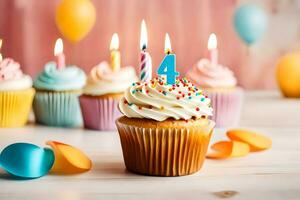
[125,77,212,112]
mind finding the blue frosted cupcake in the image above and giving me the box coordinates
[33,62,86,127]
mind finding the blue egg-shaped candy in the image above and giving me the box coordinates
[0,143,54,179]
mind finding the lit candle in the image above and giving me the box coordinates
[54,38,65,69]
[157,33,179,85]
[207,33,218,66]
[165,33,172,55]
[140,19,152,82]
[110,33,121,71]
[0,39,3,62]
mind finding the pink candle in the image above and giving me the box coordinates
[207,33,218,66]
[139,19,152,82]
[210,48,218,66]
[56,53,65,70]
[54,38,65,69]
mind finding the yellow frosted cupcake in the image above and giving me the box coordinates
[0,58,35,127]
[116,77,215,176]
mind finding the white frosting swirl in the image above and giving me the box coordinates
[83,61,138,95]
[119,77,213,121]
[0,58,32,91]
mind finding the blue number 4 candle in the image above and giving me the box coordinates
[157,33,179,85]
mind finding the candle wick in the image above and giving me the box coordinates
[142,45,147,51]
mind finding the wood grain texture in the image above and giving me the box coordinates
[0,91,300,199]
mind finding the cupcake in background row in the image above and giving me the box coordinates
[80,33,138,131]
[0,58,35,127]
[116,77,215,176]
[33,62,86,127]
[80,61,138,131]
[186,59,243,127]
[33,39,86,127]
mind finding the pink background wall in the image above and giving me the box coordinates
[0,0,299,89]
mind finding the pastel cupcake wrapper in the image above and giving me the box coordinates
[116,119,215,176]
[206,87,244,128]
[33,91,83,127]
[0,88,35,127]
[80,96,122,131]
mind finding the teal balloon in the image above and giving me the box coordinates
[0,143,54,179]
[233,4,268,45]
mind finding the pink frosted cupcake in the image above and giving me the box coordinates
[79,62,138,131]
[186,59,243,127]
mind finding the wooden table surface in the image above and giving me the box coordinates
[0,91,300,200]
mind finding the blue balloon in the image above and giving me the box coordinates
[233,4,268,45]
[0,143,54,179]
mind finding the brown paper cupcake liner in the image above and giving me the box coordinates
[116,119,214,176]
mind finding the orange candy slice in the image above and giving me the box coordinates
[227,129,272,151]
[46,141,92,174]
[207,141,250,159]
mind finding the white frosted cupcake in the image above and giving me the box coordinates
[80,61,138,131]
[116,77,215,176]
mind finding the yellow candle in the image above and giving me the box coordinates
[110,33,120,71]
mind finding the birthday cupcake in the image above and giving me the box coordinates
[186,59,244,127]
[0,58,35,127]
[33,62,86,127]
[80,61,138,131]
[116,77,215,176]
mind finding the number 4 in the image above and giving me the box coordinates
[157,54,179,85]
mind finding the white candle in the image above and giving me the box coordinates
[54,38,65,70]
[140,19,152,82]
[207,33,218,66]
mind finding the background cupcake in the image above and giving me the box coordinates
[0,58,35,127]
[33,62,86,127]
[80,61,138,131]
[116,77,215,176]
[186,59,244,127]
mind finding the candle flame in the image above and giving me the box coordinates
[54,38,64,56]
[140,19,148,50]
[110,33,119,51]
[164,33,172,54]
[207,33,217,50]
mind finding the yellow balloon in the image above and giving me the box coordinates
[276,52,300,98]
[56,0,96,43]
